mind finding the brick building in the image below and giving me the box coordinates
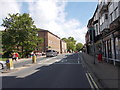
[38,29,67,54]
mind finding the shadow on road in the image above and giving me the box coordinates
[2,53,91,88]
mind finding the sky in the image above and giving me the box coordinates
[0,0,98,44]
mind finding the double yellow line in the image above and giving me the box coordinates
[86,72,99,90]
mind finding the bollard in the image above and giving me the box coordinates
[6,58,14,70]
[32,55,36,64]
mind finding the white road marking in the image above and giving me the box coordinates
[16,70,39,78]
[78,60,80,64]
[78,53,80,64]
[56,59,61,62]
[54,63,81,64]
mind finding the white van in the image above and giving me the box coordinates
[46,50,58,57]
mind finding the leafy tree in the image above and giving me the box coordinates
[62,38,68,42]
[67,42,76,52]
[76,43,83,51]
[2,13,43,58]
[62,37,76,52]
[68,37,76,44]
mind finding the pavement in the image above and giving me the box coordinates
[1,55,46,73]
[81,52,120,89]
[13,55,45,63]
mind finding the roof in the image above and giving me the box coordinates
[38,28,61,39]
[87,18,93,27]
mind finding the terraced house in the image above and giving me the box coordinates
[85,0,120,65]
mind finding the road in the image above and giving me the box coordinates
[2,53,97,88]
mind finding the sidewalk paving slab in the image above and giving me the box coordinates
[81,52,120,89]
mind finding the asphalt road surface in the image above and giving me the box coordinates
[2,53,94,88]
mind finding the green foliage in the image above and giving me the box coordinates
[62,37,83,52]
[67,42,76,52]
[76,43,83,51]
[2,13,43,58]
[62,37,76,52]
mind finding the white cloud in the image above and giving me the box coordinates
[0,0,21,29]
[0,0,87,44]
[28,0,87,44]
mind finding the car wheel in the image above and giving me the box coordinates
[0,63,3,70]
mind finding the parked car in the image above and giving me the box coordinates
[46,50,58,57]
[0,61,6,70]
[42,52,46,56]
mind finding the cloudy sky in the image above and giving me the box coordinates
[0,0,98,44]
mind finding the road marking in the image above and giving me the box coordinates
[88,73,99,89]
[78,60,80,64]
[86,73,94,89]
[53,63,81,64]
[56,59,61,62]
[86,72,99,90]
[61,60,64,62]
[16,70,39,78]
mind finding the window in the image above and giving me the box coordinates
[110,12,113,23]
[109,2,113,14]
[96,25,98,35]
[113,2,118,9]
[114,7,118,19]
[100,18,102,25]
[114,8,117,19]
[105,14,108,19]
[101,15,104,24]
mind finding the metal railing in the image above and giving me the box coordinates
[102,56,120,62]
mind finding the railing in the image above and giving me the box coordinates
[95,55,120,62]
[102,56,120,62]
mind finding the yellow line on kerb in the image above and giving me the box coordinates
[86,73,94,89]
[88,73,99,89]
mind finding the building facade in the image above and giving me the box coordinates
[86,18,94,55]
[107,1,120,62]
[60,40,67,54]
[85,31,91,54]
[85,0,120,65]
[38,29,67,54]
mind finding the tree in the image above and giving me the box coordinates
[68,37,76,44]
[62,37,76,52]
[67,42,76,52]
[62,38,68,42]
[76,43,83,52]
[2,13,43,58]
